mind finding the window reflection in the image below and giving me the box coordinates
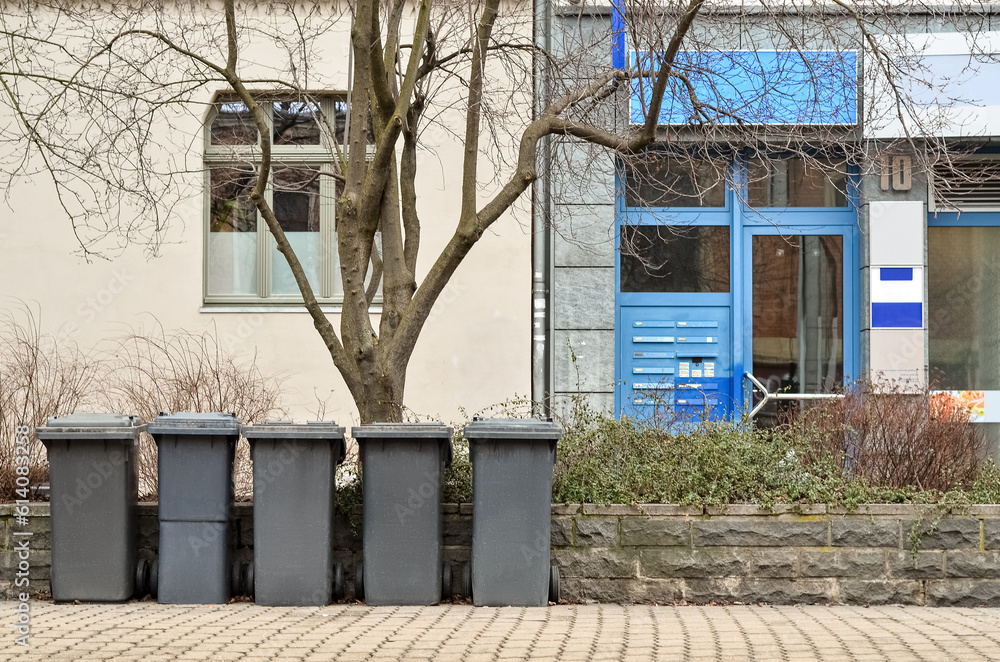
[210,101,257,146]
[209,167,257,233]
[624,155,726,207]
[271,167,322,294]
[208,167,258,296]
[752,235,843,420]
[748,157,847,207]
[929,226,1000,390]
[273,100,322,146]
[620,225,730,292]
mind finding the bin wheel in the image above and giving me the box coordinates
[548,566,560,603]
[135,559,150,599]
[453,563,471,600]
[231,562,243,597]
[354,562,364,601]
[332,563,345,600]
[149,560,158,599]
[242,563,254,599]
[441,563,452,601]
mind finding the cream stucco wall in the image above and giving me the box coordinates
[0,2,532,425]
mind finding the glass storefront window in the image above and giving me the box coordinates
[751,234,844,419]
[929,225,1000,461]
[748,157,848,207]
[624,155,727,207]
[928,226,1000,390]
[620,225,730,292]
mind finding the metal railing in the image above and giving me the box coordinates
[744,372,845,418]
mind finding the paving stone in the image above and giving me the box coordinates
[902,518,981,549]
[692,518,828,547]
[552,547,638,579]
[830,519,900,548]
[926,579,1000,607]
[682,578,837,605]
[550,517,574,547]
[985,519,1000,550]
[620,517,690,546]
[641,548,750,578]
[945,550,1000,578]
[838,579,922,605]
[442,516,472,547]
[801,550,885,578]
[888,551,945,579]
[574,517,618,546]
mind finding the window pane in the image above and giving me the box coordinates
[271,167,322,295]
[273,100,322,145]
[620,225,730,292]
[751,234,843,421]
[208,167,258,295]
[748,157,847,207]
[210,100,257,146]
[929,226,1000,390]
[624,156,726,207]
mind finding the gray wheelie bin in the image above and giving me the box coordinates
[36,414,145,602]
[352,423,453,606]
[465,417,564,606]
[148,412,240,604]
[244,421,347,606]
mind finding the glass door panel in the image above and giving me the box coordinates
[749,233,844,422]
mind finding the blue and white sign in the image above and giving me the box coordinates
[871,267,923,328]
[628,50,858,126]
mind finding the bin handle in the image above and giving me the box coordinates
[442,438,453,469]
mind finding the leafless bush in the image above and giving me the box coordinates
[0,306,98,500]
[99,322,288,500]
[790,381,989,492]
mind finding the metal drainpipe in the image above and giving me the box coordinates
[531,0,553,415]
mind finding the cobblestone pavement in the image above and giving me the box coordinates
[2,602,999,661]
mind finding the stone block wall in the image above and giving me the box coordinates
[3,503,1000,606]
[552,504,1000,607]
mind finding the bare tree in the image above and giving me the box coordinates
[1,0,994,422]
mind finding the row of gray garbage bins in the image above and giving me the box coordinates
[36,413,563,608]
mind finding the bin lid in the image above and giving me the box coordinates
[147,412,242,436]
[351,422,453,439]
[463,417,564,441]
[242,420,346,439]
[35,413,145,440]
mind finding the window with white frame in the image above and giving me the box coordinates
[204,95,352,304]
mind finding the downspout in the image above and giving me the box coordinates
[531,0,553,414]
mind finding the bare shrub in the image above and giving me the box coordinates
[791,381,989,492]
[0,306,98,500]
[97,322,288,501]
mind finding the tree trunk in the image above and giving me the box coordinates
[352,365,405,423]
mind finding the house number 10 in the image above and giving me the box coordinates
[880,155,913,191]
